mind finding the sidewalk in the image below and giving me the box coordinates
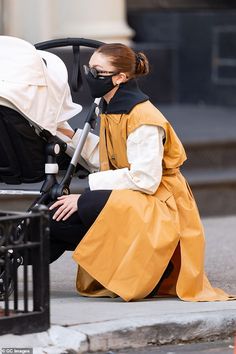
[0,215,235,353]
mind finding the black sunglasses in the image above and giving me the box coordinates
[83,65,118,79]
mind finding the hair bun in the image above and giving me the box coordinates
[135,51,149,77]
[135,53,143,62]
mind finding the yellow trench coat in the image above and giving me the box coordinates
[73,100,233,301]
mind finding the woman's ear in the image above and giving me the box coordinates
[114,72,128,85]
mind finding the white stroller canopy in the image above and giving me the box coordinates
[0,36,82,135]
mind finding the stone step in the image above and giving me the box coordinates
[1,139,236,216]
[183,140,236,170]
[183,166,236,186]
[183,167,236,216]
[1,168,236,216]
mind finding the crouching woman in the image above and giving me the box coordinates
[50,43,233,302]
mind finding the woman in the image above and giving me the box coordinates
[50,43,232,302]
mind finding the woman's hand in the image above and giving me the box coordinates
[49,194,81,221]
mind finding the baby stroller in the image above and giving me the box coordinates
[0,35,103,300]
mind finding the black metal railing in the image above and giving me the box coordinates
[0,205,50,335]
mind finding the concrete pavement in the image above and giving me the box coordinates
[0,215,235,353]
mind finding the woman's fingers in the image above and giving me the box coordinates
[49,199,65,210]
[49,195,75,211]
[57,195,69,200]
[50,194,81,221]
[62,207,77,221]
[53,205,71,221]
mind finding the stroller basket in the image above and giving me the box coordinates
[0,205,50,335]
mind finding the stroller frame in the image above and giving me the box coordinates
[1,37,103,208]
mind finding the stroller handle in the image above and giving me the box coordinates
[55,97,101,198]
[31,39,104,203]
[35,37,103,51]
[35,37,105,92]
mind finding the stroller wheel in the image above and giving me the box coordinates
[0,252,23,301]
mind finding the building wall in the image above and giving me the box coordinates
[0,0,133,44]
[1,0,236,105]
[127,0,236,10]
[0,0,3,34]
[127,5,236,105]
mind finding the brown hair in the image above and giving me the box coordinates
[95,43,149,78]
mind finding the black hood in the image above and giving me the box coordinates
[101,79,149,114]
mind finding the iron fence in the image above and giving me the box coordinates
[0,205,50,335]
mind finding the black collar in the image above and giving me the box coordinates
[101,79,149,114]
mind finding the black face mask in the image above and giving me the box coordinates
[84,70,117,98]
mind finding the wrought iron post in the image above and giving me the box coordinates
[0,205,50,335]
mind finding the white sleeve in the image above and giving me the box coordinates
[56,126,100,172]
[88,125,165,194]
[70,129,100,172]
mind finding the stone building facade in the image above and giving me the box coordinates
[1,0,236,105]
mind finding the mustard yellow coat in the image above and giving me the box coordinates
[73,100,232,301]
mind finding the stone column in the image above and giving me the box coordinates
[2,0,134,44]
[0,0,3,34]
[2,0,55,43]
[56,0,134,44]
